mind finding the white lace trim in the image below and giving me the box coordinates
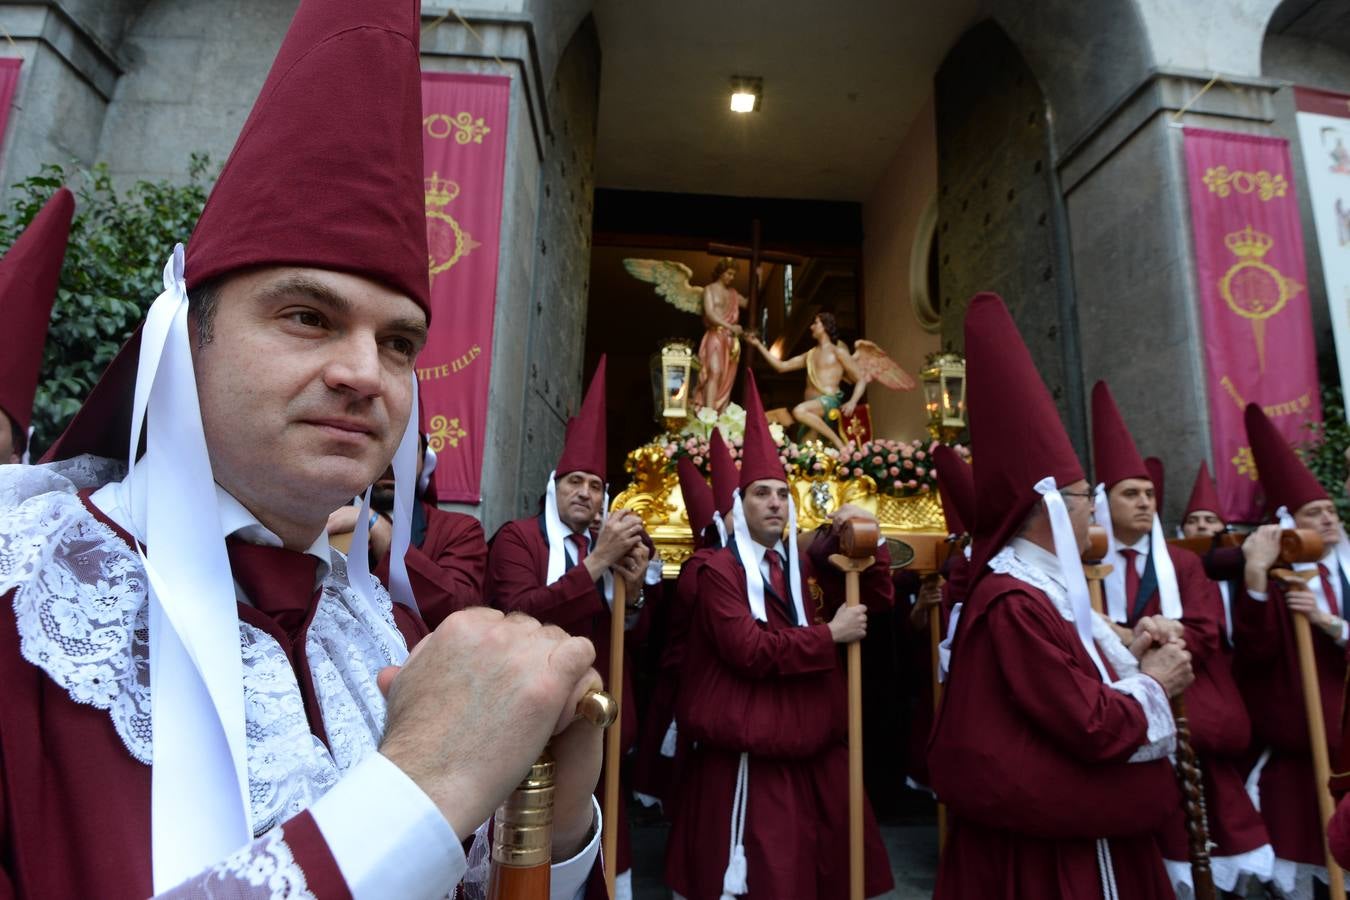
[1271,859,1350,900]
[1107,675,1176,761]
[988,544,1140,678]
[0,460,409,836]
[1165,843,1275,896]
[163,825,315,899]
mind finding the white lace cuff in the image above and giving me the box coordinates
[309,752,465,900]
[1108,674,1176,762]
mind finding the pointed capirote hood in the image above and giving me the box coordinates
[0,187,74,453]
[1183,460,1223,521]
[677,455,716,541]
[933,444,974,537]
[964,293,1085,579]
[185,0,428,311]
[738,370,786,489]
[708,427,737,516]
[47,0,429,463]
[1244,402,1329,516]
[1090,380,1150,490]
[556,355,608,481]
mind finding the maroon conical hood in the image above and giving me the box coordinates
[1244,402,1328,515]
[556,356,607,481]
[932,445,974,536]
[964,293,1084,578]
[46,0,428,465]
[185,0,429,313]
[1183,461,1223,520]
[738,370,786,489]
[0,187,74,451]
[677,455,715,539]
[1090,381,1149,489]
[1145,457,1165,512]
[708,427,737,516]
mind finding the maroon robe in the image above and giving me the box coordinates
[1,495,607,899]
[665,532,895,899]
[374,502,487,629]
[632,545,717,811]
[485,514,640,874]
[929,571,1179,899]
[1120,544,1268,862]
[1233,575,1346,866]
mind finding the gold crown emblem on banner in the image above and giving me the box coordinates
[424,172,461,209]
[1223,225,1274,259]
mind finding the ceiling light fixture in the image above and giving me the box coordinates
[729,75,762,113]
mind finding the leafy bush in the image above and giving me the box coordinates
[0,157,214,456]
[1301,383,1350,519]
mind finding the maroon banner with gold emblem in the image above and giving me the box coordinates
[419,73,509,503]
[1183,128,1322,522]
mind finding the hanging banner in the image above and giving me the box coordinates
[0,59,21,163]
[419,73,510,503]
[1295,87,1350,413]
[1183,127,1322,522]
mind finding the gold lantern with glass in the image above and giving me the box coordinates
[920,351,967,442]
[650,340,700,430]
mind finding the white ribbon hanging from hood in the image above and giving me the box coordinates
[1037,477,1110,681]
[128,247,421,889]
[20,425,33,465]
[729,487,807,626]
[345,372,420,626]
[1094,483,1182,622]
[543,470,614,602]
[129,246,251,889]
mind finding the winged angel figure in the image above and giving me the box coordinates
[624,257,747,413]
[745,311,915,451]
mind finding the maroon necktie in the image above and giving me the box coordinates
[569,533,588,567]
[1121,548,1141,613]
[226,538,327,742]
[226,538,321,643]
[1319,563,1342,617]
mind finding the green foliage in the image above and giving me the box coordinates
[1300,383,1350,519]
[0,157,214,455]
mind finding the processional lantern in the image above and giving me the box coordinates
[650,340,700,428]
[921,351,967,442]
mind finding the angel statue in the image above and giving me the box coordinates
[745,311,916,451]
[623,256,747,413]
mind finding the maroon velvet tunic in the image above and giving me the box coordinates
[485,514,639,874]
[1123,545,1268,860]
[929,571,1179,899]
[0,496,428,899]
[664,534,895,900]
[373,502,487,629]
[1233,576,1346,866]
[632,545,717,811]
[1,496,607,899]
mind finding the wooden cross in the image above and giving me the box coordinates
[708,218,804,336]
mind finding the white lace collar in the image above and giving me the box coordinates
[991,539,1139,679]
[0,458,407,835]
[88,454,332,584]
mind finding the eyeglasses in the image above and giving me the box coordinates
[1059,490,1094,502]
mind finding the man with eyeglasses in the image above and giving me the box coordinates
[930,295,1193,899]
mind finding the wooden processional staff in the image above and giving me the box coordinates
[1080,526,1218,900]
[486,690,619,900]
[830,518,881,900]
[602,580,627,896]
[1269,529,1347,900]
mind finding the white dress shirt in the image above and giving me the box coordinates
[89,478,598,899]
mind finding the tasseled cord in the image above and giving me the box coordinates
[721,752,750,899]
